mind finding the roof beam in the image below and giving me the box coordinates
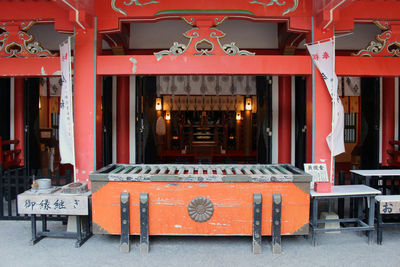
[1,55,400,77]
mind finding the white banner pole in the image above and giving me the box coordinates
[70,36,76,183]
[59,36,76,182]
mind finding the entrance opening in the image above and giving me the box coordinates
[335,76,381,178]
[136,75,272,164]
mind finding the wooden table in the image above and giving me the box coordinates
[350,169,400,194]
[310,185,381,246]
[17,188,92,247]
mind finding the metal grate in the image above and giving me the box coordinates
[90,164,311,183]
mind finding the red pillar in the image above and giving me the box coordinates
[382,77,395,166]
[14,77,24,166]
[306,27,334,179]
[74,24,100,183]
[278,76,291,163]
[117,76,130,163]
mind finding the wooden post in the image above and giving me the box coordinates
[14,77,24,166]
[166,117,171,150]
[278,76,291,163]
[236,119,241,151]
[74,22,100,182]
[244,110,252,156]
[117,76,130,164]
[306,27,334,179]
[382,77,395,166]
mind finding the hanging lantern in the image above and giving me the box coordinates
[236,111,242,121]
[156,97,162,111]
[245,97,252,111]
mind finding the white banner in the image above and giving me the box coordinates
[306,38,345,157]
[59,37,75,166]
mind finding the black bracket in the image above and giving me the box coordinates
[253,193,262,254]
[120,192,130,253]
[30,214,92,248]
[140,192,149,254]
[272,193,282,254]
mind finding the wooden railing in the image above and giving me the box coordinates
[0,136,21,172]
[387,139,400,167]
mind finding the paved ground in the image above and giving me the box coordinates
[1,220,399,267]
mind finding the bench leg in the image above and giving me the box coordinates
[377,205,383,245]
[252,193,262,254]
[30,214,44,245]
[367,196,375,245]
[311,198,318,247]
[42,215,48,232]
[272,194,282,254]
[140,193,149,254]
[120,192,130,253]
[75,216,92,248]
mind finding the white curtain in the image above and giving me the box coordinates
[157,75,257,96]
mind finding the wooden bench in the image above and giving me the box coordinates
[0,136,21,172]
[376,195,400,245]
[17,187,92,247]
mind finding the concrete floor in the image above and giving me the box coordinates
[1,220,400,267]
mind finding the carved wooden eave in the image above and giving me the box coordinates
[249,0,299,16]
[0,21,54,58]
[153,16,255,60]
[354,21,400,57]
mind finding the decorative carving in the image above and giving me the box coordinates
[0,21,53,58]
[154,16,254,59]
[249,0,299,16]
[154,42,187,61]
[354,21,400,57]
[188,196,214,222]
[111,0,159,16]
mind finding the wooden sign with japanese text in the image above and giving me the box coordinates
[17,190,91,215]
[304,163,329,190]
[379,200,400,214]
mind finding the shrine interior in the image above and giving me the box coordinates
[0,18,395,177]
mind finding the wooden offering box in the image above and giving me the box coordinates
[90,164,311,239]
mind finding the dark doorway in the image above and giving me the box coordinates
[360,77,380,169]
[0,78,10,143]
[24,78,40,173]
[295,76,307,169]
[136,76,157,164]
[102,76,113,166]
[256,76,272,164]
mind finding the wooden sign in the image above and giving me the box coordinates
[304,163,329,190]
[380,200,400,214]
[17,190,91,215]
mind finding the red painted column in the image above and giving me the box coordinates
[306,27,334,179]
[382,77,395,166]
[14,77,24,166]
[117,76,130,163]
[278,76,291,163]
[74,23,100,183]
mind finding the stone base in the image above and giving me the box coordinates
[320,212,340,233]
[67,216,86,232]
